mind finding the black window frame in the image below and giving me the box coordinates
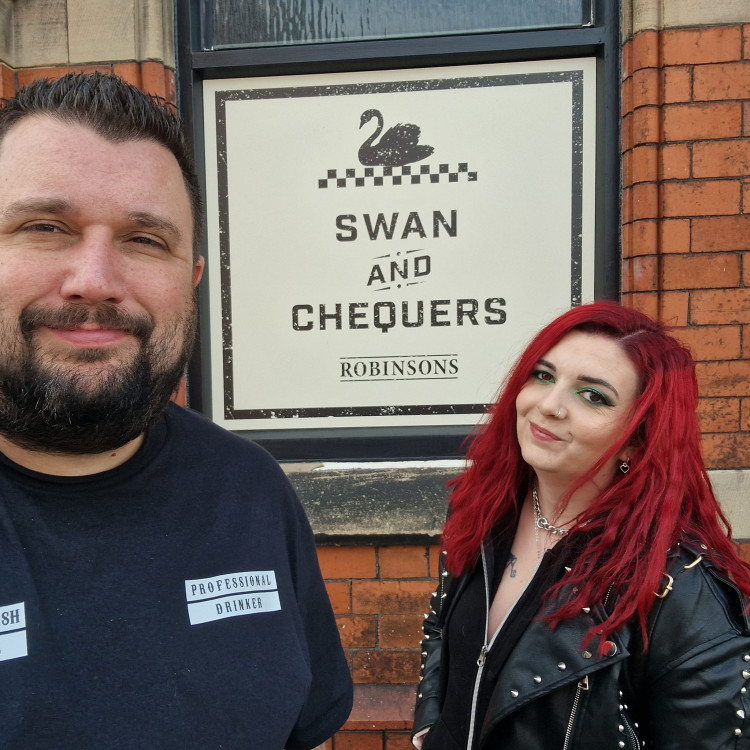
[175,0,620,461]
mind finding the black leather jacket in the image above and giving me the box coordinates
[413,540,750,749]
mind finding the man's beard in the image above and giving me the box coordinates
[0,299,197,455]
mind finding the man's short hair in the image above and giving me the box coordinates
[0,72,202,261]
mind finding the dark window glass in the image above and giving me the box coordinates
[201,0,593,50]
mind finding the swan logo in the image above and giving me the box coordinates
[318,109,477,189]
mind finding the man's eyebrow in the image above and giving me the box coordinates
[127,212,183,242]
[1,198,71,220]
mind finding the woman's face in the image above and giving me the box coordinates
[515,330,639,489]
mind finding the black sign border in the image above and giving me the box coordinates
[213,69,585,422]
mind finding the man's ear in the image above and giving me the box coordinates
[193,256,205,287]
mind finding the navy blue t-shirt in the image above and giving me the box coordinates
[0,403,352,748]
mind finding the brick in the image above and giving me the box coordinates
[16,65,110,88]
[662,26,742,66]
[659,219,690,253]
[630,182,660,220]
[622,185,633,224]
[621,292,659,321]
[661,253,740,290]
[622,256,658,293]
[692,216,750,252]
[742,398,750,431]
[344,684,416,731]
[631,144,659,183]
[622,149,633,188]
[631,30,659,71]
[662,180,740,217]
[663,102,741,141]
[379,546,429,579]
[743,180,750,212]
[694,61,750,101]
[385,733,414,750]
[661,291,690,326]
[141,61,169,99]
[694,141,750,178]
[622,39,632,80]
[112,62,142,89]
[337,615,376,649]
[660,143,691,181]
[670,324,742,361]
[318,547,376,580]
[632,67,660,107]
[744,253,750,287]
[662,66,691,104]
[691,289,750,324]
[352,581,435,615]
[697,398,740,433]
[745,102,750,137]
[326,581,352,614]
[622,112,634,152]
[0,64,15,98]
[165,68,177,106]
[379,615,424,649]
[351,650,420,684]
[334,732,381,750]
[631,106,660,146]
[428,546,442,578]
[626,219,658,257]
[701,432,750,470]
[622,75,633,116]
[696,360,750,397]
[743,324,750,358]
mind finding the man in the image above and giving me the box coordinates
[0,73,352,747]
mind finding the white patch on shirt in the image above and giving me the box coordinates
[185,571,281,625]
[0,602,27,662]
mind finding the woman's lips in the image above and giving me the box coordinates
[529,422,563,442]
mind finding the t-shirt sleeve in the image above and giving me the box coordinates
[283,485,353,750]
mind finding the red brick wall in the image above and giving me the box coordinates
[621,24,750,469]
[318,544,440,748]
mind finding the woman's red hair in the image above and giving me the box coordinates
[442,301,750,647]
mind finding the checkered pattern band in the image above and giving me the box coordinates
[318,163,478,188]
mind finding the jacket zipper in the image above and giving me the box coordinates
[465,547,491,750]
[620,710,640,749]
[562,674,590,750]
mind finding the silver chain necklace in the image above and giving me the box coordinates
[532,482,569,536]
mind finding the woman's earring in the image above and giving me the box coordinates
[619,459,630,475]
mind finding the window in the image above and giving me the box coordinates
[177,0,618,460]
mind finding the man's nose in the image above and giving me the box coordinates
[58,232,127,304]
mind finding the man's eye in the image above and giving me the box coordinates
[24,223,61,233]
[131,236,166,250]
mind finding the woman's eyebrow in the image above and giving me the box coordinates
[578,375,620,399]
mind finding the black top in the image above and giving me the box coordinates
[0,403,352,749]
[425,527,573,750]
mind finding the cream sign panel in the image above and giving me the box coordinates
[203,59,596,430]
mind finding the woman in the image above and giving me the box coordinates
[413,301,750,749]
